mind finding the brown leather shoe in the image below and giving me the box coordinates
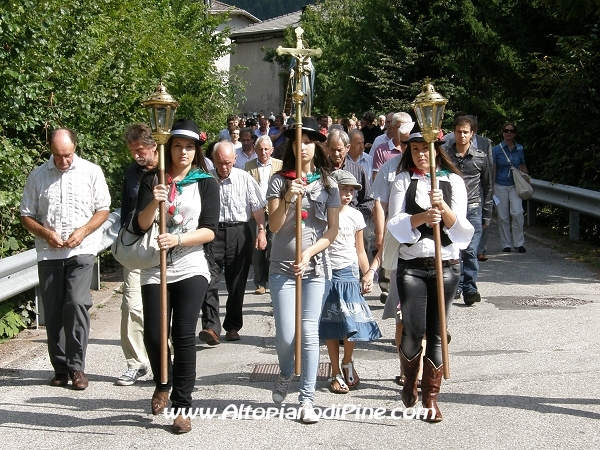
[477,254,488,261]
[254,286,266,295]
[151,389,169,415]
[50,373,69,387]
[225,329,240,341]
[69,370,89,390]
[172,415,191,434]
[198,328,220,346]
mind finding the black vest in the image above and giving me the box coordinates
[404,173,453,247]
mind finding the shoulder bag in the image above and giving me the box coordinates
[500,146,533,200]
[111,211,160,270]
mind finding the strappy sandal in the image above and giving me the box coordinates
[329,373,349,394]
[341,361,360,389]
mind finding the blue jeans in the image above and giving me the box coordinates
[270,272,330,403]
[459,205,482,297]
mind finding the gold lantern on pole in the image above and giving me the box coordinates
[142,82,179,384]
[411,80,450,379]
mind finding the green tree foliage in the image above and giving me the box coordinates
[0,0,238,256]
[297,0,573,132]
[525,25,600,189]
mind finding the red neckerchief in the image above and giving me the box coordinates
[279,170,307,184]
[411,168,427,177]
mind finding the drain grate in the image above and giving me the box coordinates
[512,297,589,308]
[249,363,331,382]
[487,296,590,310]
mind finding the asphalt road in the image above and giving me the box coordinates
[1,225,599,449]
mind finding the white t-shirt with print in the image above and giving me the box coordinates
[329,206,366,270]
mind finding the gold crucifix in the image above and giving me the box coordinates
[277,27,322,117]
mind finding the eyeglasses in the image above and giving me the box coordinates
[503,129,516,133]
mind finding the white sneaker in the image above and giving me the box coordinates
[116,367,147,386]
[299,400,320,424]
[272,374,293,404]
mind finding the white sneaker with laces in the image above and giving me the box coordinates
[299,400,320,424]
[272,374,293,404]
[116,367,147,386]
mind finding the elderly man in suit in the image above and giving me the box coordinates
[245,135,283,294]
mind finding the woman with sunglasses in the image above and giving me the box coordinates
[492,122,529,253]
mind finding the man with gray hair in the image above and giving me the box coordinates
[370,112,394,153]
[371,112,414,180]
[199,141,267,344]
[244,135,283,294]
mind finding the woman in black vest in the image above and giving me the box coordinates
[386,126,474,422]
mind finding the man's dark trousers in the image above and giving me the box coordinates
[202,223,253,334]
[38,254,95,374]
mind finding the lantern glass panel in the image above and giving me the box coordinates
[157,107,167,131]
[423,105,434,129]
[414,107,423,128]
[147,107,156,131]
[435,105,445,129]
[166,107,176,131]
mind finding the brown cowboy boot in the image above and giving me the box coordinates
[399,348,422,408]
[421,356,443,422]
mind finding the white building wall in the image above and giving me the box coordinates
[230,37,287,116]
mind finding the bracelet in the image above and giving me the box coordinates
[367,268,376,274]
[177,234,182,247]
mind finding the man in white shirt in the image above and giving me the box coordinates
[234,127,257,169]
[20,128,110,390]
[370,112,395,153]
[347,129,373,177]
[199,142,267,343]
[254,117,270,139]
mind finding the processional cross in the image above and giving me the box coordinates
[275,27,322,375]
[277,27,322,117]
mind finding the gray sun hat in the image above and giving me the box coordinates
[331,169,362,190]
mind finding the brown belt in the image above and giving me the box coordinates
[399,257,460,270]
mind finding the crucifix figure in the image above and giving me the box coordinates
[277,27,322,117]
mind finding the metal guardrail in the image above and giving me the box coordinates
[528,179,600,241]
[0,209,122,327]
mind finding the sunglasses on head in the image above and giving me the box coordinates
[503,128,515,133]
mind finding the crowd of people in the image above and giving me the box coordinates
[19,107,528,433]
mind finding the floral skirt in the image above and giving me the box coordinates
[319,264,382,342]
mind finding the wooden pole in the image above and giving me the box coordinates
[294,113,303,376]
[157,142,168,384]
[428,140,450,379]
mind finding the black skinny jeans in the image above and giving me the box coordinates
[396,261,460,367]
[142,275,208,410]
